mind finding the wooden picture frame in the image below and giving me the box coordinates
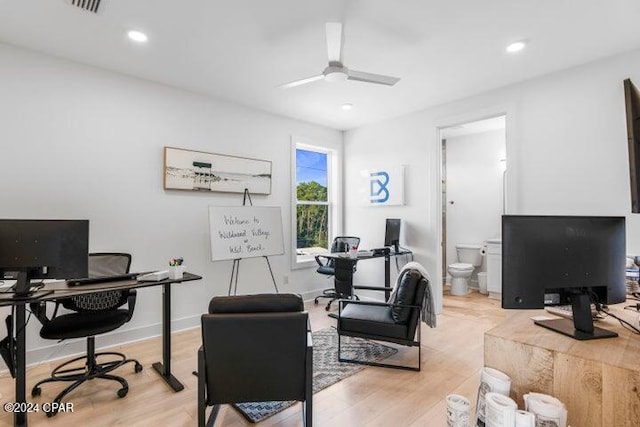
[163,147,272,195]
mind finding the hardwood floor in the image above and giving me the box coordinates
[0,291,504,427]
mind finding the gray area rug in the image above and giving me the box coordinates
[234,327,398,423]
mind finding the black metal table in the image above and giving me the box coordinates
[0,272,202,427]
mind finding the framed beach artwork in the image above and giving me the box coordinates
[163,147,272,195]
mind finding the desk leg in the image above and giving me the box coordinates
[385,255,391,300]
[152,283,184,392]
[15,302,27,427]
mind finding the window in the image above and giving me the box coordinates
[293,143,336,266]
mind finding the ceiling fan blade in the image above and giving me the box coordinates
[278,74,324,89]
[326,22,343,63]
[347,70,400,86]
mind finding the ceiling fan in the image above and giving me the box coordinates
[279,22,400,89]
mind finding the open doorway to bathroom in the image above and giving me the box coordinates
[440,115,506,297]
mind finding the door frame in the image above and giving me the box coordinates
[434,104,518,302]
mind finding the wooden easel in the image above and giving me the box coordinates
[227,188,279,295]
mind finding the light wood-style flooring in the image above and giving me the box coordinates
[0,291,504,427]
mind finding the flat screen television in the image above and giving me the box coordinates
[384,218,401,253]
[502,215,626,340]
[624,78,640,213]
[0,219,89,295]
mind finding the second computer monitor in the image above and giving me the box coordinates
[384,218,401,253]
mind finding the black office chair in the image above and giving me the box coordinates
[29,253,143,416]
[198,293,312,427]
[337,267,429,371]
[314,236,360,311]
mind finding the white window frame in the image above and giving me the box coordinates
[291,138,339,269]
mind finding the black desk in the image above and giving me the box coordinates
[0,272,202,427]
[322,250,412,300]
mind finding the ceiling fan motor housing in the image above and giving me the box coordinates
[324,62,349,82]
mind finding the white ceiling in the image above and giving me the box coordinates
[1,1,640,130]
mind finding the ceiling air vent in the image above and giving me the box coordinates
[67,0,102,14]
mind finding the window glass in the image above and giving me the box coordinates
[296,204,329,253]
[296,149,328,202]
[295,147,331,262]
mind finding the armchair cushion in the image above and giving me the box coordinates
[339,303,408,340]
[388,269,421,324]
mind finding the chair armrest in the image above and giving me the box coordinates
[314,254,330,267]
[353,285,393,292]
[338,299,421,311]
[125,290,137,322]
[198,346,205,372]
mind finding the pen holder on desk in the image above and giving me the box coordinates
[348,246,358,259]
[168,265,185,280]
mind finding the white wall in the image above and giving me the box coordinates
[445,129,505,281]
[0,43,342,365]
[345,48,640,313]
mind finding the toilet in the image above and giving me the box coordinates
[448,244,483,295]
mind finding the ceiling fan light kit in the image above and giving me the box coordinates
[324,62,349,82]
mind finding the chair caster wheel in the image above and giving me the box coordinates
[325,304,331,311]
[314,298,319,305]
[117,387,129,398]
[46,409,57,418]
[31,387,41,397]
[134,363,143,373]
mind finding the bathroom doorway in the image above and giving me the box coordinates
[440,115,506,294]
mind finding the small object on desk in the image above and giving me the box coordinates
[168,266,185,280]
[138,270,170,282]
[348,245,358,258]
[168,258,185,279]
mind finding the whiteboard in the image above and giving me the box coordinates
[208,206,284,261]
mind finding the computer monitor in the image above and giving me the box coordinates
[502,215,626,340]
[384,218,401,253]
[0,219,89,295]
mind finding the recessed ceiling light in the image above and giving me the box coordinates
[506,41,526,53]
[341,103,353,111]
[127,30,148,43]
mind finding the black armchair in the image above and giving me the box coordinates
[198,293,313,427]
[29,253,142,416]
[314,236,360,311]
[337,268,428,371]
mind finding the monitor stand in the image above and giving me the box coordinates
[13,270,34,297]
[534,292,618,340]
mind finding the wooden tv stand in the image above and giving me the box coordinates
[484,306,640,427]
